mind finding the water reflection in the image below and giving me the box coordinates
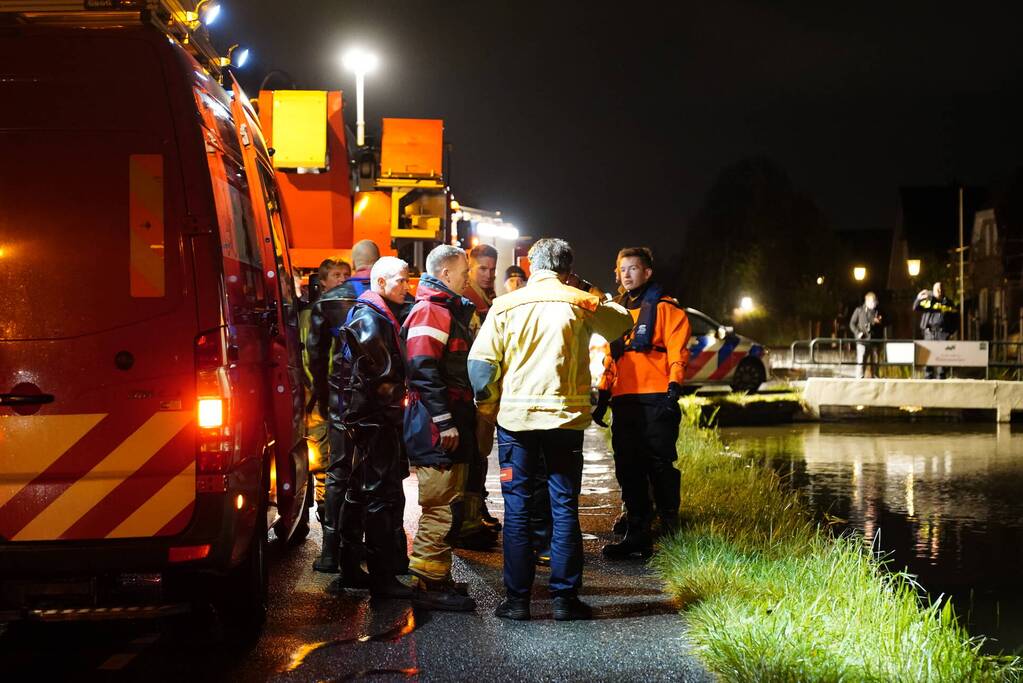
[720,422,1023,654]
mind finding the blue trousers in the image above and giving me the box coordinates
[497,426,584,599]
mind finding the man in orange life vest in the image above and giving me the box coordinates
[595,247,691,559]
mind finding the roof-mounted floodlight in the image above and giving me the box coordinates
[219,44,250,68]
[179,1,221,29]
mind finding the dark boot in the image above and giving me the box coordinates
[340,549,371,589]
[411,575,476,612]
[480,500,502,532]
[393,526,409,575]
[495,597,530,621]
[553,595,593,621]
[365,508,412,599]
[313,484,344,573]
[455,525,499,550]
[602,517,652,560]
[656,513,680,539]
[612,510,628,536]
[312,525,341,573]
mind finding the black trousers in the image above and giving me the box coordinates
[324,424,364,552]
[923,328,950,379]
[610,401,681,526]
[348,421,407,578]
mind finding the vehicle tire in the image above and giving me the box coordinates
[288,472,313,546]
[215,482,269,644]
[730,358,766,394]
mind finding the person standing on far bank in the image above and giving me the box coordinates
[914,281,957,380]
[850,292,883,379]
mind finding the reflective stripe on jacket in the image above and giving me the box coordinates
[401,275,477,467]
[468,270,632,431]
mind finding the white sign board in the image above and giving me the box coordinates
[914,341,989,367]
[885,342,916,365]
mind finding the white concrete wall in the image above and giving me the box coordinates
[803,378,1023,422]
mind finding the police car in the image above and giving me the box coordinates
[685,308,769,393]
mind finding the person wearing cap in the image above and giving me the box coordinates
[504,265,526,292]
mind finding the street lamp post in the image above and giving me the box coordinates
[342,48,379,148]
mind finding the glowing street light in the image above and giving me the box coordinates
[740,296,754,312]
[907,259,921,278]
[342,47,379,147]
[816,276,825,285]
[853,266,867,282]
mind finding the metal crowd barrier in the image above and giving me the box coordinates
[788,338,1023,380]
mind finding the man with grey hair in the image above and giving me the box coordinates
[336,255,412,598]
[401,244,479,611]
[469,238,632,621]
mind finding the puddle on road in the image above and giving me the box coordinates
[282,608,417,672]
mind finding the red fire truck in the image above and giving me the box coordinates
[0,1,308,637]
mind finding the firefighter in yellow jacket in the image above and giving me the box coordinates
[596,247,691,559]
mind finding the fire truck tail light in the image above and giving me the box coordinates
[195,329,233,482]
[197,398,223,428]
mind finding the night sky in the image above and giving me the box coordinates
[222,1,1023,288]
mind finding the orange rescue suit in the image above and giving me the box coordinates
[600,297,691,398]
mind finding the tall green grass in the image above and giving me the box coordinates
[653,420,1021,682]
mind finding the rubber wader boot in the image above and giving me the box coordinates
[340,549,371,589]
[312,487,343,573]
[366,509,412,599]
[394,527,410,575]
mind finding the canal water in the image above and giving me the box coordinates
[719,422,1023,656]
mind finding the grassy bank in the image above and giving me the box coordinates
[653,419,1021,681]
[679,390,807,427]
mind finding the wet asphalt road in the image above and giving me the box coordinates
[0,427,710,682]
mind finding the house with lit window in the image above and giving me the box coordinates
[968,197,1023,341]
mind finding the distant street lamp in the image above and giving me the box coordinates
[342,48,379,148]
[816,276,825,285]
[907,259,921,278]
[853,266,867,282]
[740,296,754,312]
